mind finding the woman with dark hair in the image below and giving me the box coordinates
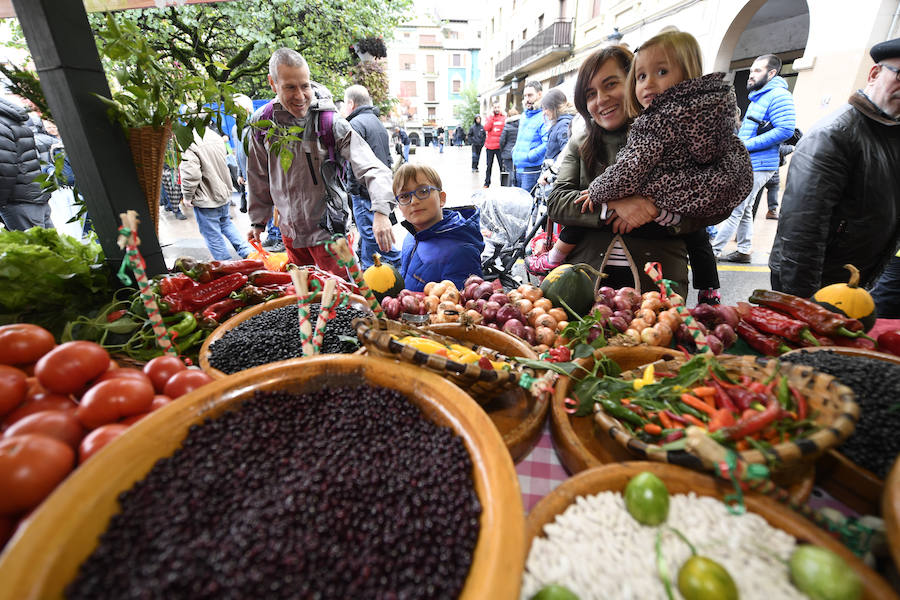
[543,45,717,296]
[467,115,486,172]
[541,88,575,162]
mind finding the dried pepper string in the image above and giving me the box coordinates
[325,236,385,318]
[310,279,345,353]
[289,268,321,356]
[116,211,177,356]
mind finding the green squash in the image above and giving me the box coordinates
[812,264,876,331]
[363,254,404,301]
[540,263,598,317]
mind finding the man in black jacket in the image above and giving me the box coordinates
[0,96,53,230]
[769,37,900,298]
[342,85,400,269]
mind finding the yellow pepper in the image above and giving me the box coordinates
[447,344,481,364]
[399,336,450,356]
[632,363,655,391]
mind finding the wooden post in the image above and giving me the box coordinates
[11,0,166,275]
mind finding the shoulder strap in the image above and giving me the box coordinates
[252,100,276,144]
[317,109,337,163]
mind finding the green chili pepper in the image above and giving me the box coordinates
[599,397,646,427]
[676,401,705,420]
[166,311,198,338]
[776,375,791,409]
[174,329,204,353]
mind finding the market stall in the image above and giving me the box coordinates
[1,226,900,599]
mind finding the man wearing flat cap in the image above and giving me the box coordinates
[769,37,900,304]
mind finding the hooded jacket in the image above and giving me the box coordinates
[467,121,486,146]
[769,91,900,297]
[498,116,520,163]
[400,206,484,292]
[544,112,574,162]
[739,75,796,171]
[511,106,548,170]
[346,104,391,199]
[588,73,752,219]
[179,128,233,209]
[247,82,394,247]
[483,112,506,150]
[0,97,50,207]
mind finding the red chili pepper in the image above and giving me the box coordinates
[664,410,688,425]
[718,394,781,440]
[831,335,877,350]
[743,306,822,346]
[749,289,869,339]
[158,273,197,296]
[106,309,128,322]
[200,297,246,323]
[176,258,264,283]
[736,321,791,356]
[161,272,248,313]
[664,429,685,443]
[248,270,293,286]
[710,379,738,412]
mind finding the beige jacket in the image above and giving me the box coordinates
[247,83,395,247]
[179,128,232,209]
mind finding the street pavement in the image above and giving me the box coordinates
[99,141,782,305]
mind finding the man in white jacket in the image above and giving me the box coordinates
[180,127,252,260]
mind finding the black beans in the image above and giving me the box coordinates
[209,304,369,374]
[781,350,900,478]
[66,385,481,600]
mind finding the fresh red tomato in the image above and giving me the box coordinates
[93,367,153,387]
[143,355,187,393]
[163,369,213,399]
[0,434,75,516]
[4,410,85,449]
[150,395,173,411]
[78,424,128,464]
[119,412,150,426]
[877,330,900,356]
[0,324,56,366]
[0,365,28,418]
[2,394,77,430]
[0,515,12,548]
[76,379,154,430]
[35,342,110,395]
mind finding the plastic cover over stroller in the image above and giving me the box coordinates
[474,186,547,288]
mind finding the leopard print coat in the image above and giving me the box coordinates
[587,73,752,219]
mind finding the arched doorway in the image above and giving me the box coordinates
[715,0,810,116]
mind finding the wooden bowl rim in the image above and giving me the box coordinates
[882,456,900,573]
[0,355,525,600]
[198,292,372,379]
[525,462,896,600]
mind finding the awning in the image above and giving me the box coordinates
[484,83,512,97]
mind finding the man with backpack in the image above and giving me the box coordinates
[247,48,396,275]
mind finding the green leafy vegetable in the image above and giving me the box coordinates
[0,227,109,338]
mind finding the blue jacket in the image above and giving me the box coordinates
[544,113,573,161]
[739,76,796,171]
[400,207,484,291]
[512,107,548,170]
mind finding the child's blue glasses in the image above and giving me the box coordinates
[395,185,440,205]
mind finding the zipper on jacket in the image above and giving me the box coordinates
[305,152,319,185]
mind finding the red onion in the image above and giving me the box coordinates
[482,301,501,323]
[495,304,523,325]
[502,318,525,338]
[488,292,509,306]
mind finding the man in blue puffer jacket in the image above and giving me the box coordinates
[512,80,549,192]
[713,54,796,263]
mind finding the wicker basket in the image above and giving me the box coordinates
[592,354,859,473]
[355,317,539,402]
[127,121,172,234]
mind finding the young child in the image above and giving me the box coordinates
[527,31,752,304]
[393,163,484,292]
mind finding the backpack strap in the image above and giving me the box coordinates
[317,109,337,162]
[252,100,276,144]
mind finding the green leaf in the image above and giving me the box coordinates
[173,124,195,151]
[278,148,294,173]
[573,343,594,360]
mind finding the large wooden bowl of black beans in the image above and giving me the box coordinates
[0,355,525,600]
[200,293,373,378]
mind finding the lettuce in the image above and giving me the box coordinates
[0,227,110,338]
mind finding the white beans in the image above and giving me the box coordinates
[521,492,805,600]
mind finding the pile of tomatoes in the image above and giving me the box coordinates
[0,323,214,549]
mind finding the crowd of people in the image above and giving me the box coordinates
[1,33,898,316]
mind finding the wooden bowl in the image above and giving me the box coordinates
[525,462,897,600]
[0,355,525,600]
[550,347,815,503]
[782,346,900,515]
[883,455,900,570]
[198,292,371,378]
[427,324,550,463]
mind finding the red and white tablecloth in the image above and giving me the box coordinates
[515,423,569,512]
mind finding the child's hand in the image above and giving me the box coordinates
[574,190,594,213]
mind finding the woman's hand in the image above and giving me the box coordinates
[573,190,595,213]
[609,216,635,234]
[606,196,658,229]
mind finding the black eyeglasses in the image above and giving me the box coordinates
[879,63,900,82]
[395,184,440,205]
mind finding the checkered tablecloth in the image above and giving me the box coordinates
[515,422,570,512]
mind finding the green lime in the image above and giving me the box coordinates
[624,471,670,526]
[531,583,579,600]
[677,555,738,600]
[790,545,862,600]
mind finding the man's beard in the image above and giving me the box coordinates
[747,74,770,92]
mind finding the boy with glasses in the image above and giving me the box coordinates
[393,163,484,291]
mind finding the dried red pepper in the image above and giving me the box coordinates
[160,273,248,314]
[200,297,246,323]
[710,379,738,412]
[749,289,869,338]
[736,320,791,356]
[158,273,196,296]
[176,258,264,283]
[718,393,781,440]
[740,304,821,346]
[248,270,293,286]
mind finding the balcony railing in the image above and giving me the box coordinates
[495,20,573,79]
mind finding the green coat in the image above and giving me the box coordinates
[546,128,691,295]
